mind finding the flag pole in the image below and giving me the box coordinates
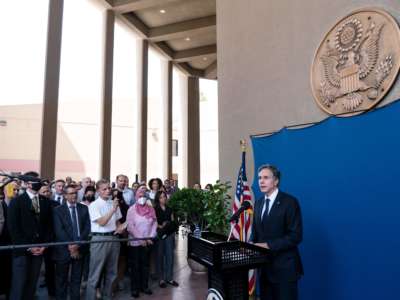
[227,139,247,242]
[239,140,246,241]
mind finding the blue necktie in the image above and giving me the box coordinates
[261,198,270,221]
[70,206,79,241]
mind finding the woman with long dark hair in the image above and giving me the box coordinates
[154,191,179,288]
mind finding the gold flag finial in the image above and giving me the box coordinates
[240,139,247,152]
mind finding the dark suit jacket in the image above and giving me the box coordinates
[52,203,91,261]
[251,190,304,283]
[0,200,11,252]
[7,192,53,256]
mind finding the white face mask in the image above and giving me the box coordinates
[137,197,147,205]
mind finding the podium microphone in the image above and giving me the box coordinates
[229,201,251,223]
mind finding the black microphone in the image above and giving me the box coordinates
[229,201,251,223]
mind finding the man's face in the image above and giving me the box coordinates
[116,176,127,190]
[55,181,65,194]
[82,177,91,187]
[65,188,77,204]
[39,186,51,198]
[258,168,279,195]
[164,180,170,189]
[98,183,111,200]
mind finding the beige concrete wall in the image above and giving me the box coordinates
[217,0,400,187]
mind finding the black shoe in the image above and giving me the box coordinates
[142,289,152,295]
[167,280,179,287]
[131,291,140,298]
[159,280,167,288]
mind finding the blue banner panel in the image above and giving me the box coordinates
[251,100,400,300]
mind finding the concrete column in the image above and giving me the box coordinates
[100,10,115,180]
[139,40,149,182]
[40,0,64,179]
[187,76,200,187]
[166,61,173,179]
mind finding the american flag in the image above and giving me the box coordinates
[232,151,255,295]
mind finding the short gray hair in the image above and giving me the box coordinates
[96,179,110,190]
[257,164,281,182]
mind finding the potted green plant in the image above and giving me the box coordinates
[168,181,231,272]
[168,181,231,234]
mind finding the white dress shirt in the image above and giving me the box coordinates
[67,202,80,237]
[121,188,135,206]
[261,188,279,219]
[54,193,64,205]
[89,197,122,233]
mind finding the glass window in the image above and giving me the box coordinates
[172,67,188,187]
[200,79,219,186]
[110,18,142,183]
[147,47,168,180]
[55,0,106,180]
[0,1,49,173]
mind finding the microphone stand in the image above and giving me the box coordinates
[227,217,239,242]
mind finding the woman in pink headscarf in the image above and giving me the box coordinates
[126,188,157,298]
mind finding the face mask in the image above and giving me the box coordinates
[85,195,95,202]
[137,197,147,206]
[31,182,43,192]
[18,187,26,196]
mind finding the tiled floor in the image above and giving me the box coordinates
[1,233,208,300]
[112,233,208,300]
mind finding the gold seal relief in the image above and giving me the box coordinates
[311,8,400,115]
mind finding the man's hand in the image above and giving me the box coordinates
[112,198,119,211]
[68,244,79,252]
[114,223,126,235]
[254,242,270,249]
[68,244,80,259]
[29,247,45,256]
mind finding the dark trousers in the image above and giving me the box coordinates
[82,252,90,282]
[0,252,12,299]
[44,248,56,296]
[156,235,174,281]
[259,277,298,300]
[9,254,43,300]
[55,257,84,300]
[128,245,150,293]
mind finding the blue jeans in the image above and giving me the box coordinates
[156,234,174,281]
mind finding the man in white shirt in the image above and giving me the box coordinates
[86,179,123,300]
[116,174,135,206]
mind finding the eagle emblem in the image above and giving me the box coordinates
[311,9,400,115]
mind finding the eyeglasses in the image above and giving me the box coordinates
[66,192,77,195]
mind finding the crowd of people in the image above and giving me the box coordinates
[0,172,193,300]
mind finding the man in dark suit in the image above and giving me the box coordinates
[39,184,60,298]
[7,176,53,300]
[52,179,66,205]
[251,165,303,300]
[0,195,12,300]
[53,185,91,300]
